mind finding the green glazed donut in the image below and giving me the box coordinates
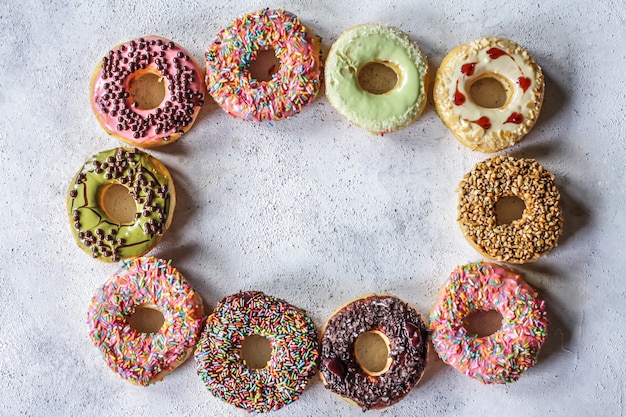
[325,24,429,134]
[67,147,175,262]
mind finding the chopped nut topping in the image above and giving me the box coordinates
[457,155,563,263]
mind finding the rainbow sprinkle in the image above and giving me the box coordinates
[87,257,205,386]
[205,9,321,122]
[194,291,318,413]
[429,261,549,384]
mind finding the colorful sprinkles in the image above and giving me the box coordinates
[205,9,321,121]
[429,262,549,384]
[91,35,205,147]
[87,257,205,386]
[194,291,319,413]
[67,147,174,262]
[76,18,561,409]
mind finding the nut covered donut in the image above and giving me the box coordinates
[429,262,549,384]
[205,9,321,121]
[194,291,319,413]
[87,257,205,386]
[434,37,544,152]
[457,155,563,263]
[319,294,428,411]
[325,24,429,134]
[90,35,205,147]
[67,148,175,262]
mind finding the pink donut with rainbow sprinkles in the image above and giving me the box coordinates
[429,261,548,384]
[205,9,321,121]
[87,257,205,386]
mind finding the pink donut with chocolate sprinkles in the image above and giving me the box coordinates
[205,9,321,121]
[90,36,206,147]
[87,257,205,386]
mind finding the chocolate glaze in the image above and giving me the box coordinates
[320,295,428,411]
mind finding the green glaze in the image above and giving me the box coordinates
[67,148,174,262]
[325,24,428,133]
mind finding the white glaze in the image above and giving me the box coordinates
[434,37,544,152]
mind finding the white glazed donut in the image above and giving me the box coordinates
[434,37,544,152]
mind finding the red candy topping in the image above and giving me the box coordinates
[454,80,466,106]
[323,357,346,379]
[473,116,492,130]
[518,76,531,92]
[505,112,524,124]
[461,62,477,76]
[405,321,422,348]
[487,47,509,60]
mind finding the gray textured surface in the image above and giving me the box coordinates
[0,0,624,415]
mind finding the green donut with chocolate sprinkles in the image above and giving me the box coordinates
[320,294,428,411]
[67,148,175,262]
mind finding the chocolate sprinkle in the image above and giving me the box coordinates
[94,36,204,143]
[67,148,173,262]
[320,295,428,411]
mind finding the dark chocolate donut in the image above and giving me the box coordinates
[319,294,428,411]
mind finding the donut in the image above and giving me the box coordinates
[67,147,175,262]
[434,37,544,152]
[194,291,318,413]
[87,257,205,386]
[325,24,429,134]
[457,155,563,263]
[319,294,428,411]
[205,9,321,121]
[429,262,549,384]
[90,35,205,147]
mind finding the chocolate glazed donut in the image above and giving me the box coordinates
[319,294,428,411]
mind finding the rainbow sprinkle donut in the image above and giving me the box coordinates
[87,257,205,386]
[429,262,549,384]
[194,291,319,413]
[205,9,321,121]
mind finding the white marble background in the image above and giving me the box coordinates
[0,0,624,415]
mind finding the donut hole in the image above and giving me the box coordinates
[100,183,137,224]
[357,61,399,95]
[463,310,504,338]
[469,74,512,109]
[128,70,167,110]
[354,330,392,376]
[249,48,281,82]
[495,195,526,225]
[128,303,165,333]
[241,334,272,369]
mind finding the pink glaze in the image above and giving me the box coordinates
[87,257,205,386]
[91,36,205,147]
[429,261,548,384]
[205,9,321,122]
